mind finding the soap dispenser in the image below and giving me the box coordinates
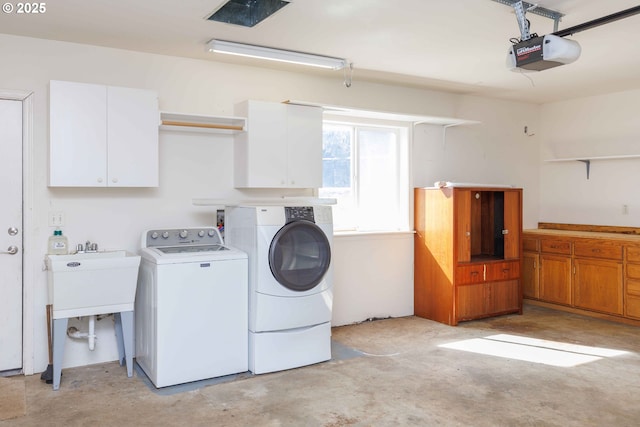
[48,230,69,255]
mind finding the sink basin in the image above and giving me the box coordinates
[46,250,141,319]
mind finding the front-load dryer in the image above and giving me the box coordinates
[225,205,333,374]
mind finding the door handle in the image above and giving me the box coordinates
[1,245,18,255]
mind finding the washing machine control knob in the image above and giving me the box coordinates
[208,229,216,237]
[179,230,188,239]
[198,230,205,237]
[162,231,170,239]
[150,231,159,239]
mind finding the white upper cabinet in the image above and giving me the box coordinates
[49,80,159,187]
[234,100,322,188]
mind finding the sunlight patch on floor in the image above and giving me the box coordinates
[439,334,629,367]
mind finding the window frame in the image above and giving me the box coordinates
[320,116,412,234]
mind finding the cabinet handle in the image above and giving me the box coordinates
[592,248,601,253]
[466,231,471,237]
[483,264,486,281]
[502,229,509,235]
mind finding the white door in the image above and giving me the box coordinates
[0,99,23,372]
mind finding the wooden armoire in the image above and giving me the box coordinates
[414,186,523,325]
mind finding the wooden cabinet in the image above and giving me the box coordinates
[539,254,572,305]
[234,100,322,188]
[625,245,640,319]
[523,227,640,324]
[573,258,623,315]
[49,80,159,187]
[414,186,523,325]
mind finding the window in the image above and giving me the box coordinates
[319,121,410,232]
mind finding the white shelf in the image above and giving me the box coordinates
[544,154,640,162]
[544,154,640,179]
[159,111,246,134]
[193,197,337,207]
[283,100,480,127]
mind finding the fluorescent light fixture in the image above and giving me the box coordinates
[207,39,347,70]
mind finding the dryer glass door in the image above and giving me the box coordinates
[268,220,331,292]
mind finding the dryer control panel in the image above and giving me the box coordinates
[285,206,315,223]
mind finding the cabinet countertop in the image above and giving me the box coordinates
[524,228,640,243]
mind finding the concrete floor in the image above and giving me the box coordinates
[3,304,640,426]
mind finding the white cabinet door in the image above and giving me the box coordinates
[107,86,159,187]
[286,104,322,188]
[49,80,158,187]
[50,80,108,186]
[234,100,322,188]
[234,100,287,188]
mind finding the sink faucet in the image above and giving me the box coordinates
[77,241,98,253]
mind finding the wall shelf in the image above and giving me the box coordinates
[159,111,246,134]
[544,155,640,179]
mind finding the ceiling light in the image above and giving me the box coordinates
[207,39,347,70]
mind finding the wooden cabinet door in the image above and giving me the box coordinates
[523,252,539,299]
[487,280,520,313]
[503,190,521,260]
[455,189,471,263]
[574,258,623,315]
[540,254,572,305]
[456,283,485,320]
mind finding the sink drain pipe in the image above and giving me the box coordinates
[67,315,97,350]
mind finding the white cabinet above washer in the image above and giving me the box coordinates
[49,80,159,187]
[233,100,322,188]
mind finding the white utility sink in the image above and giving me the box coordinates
[46,250,141,319]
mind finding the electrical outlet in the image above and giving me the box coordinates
[49,211,65,227]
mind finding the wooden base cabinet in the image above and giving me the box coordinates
[524,227,639,325]
[414,186,523,326]
[539,254,572,305]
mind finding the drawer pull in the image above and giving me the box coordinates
[592,249,601,253]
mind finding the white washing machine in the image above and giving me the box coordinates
[135,227,248,388]
[225,205,333,374]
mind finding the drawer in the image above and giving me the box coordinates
[574,240,622,260]
[628,264,640,280]
[523,238,539,252]
[540,239,571,255]
[626,295,640,319]
[627,279,640,297]
[627,245,640,263]
[456,264,485,285]
[486,261,520,281]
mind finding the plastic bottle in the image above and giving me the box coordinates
[48,230,69,255]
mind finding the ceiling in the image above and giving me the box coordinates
[1,0,639,104]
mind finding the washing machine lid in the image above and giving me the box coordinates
[268,219,331,292]
[141,245,247,264]
[156,244,228,254]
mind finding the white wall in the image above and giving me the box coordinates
[0,34,541,373]
[412,96,541,228]
[539,89,640,226]
[331,233,414,326]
